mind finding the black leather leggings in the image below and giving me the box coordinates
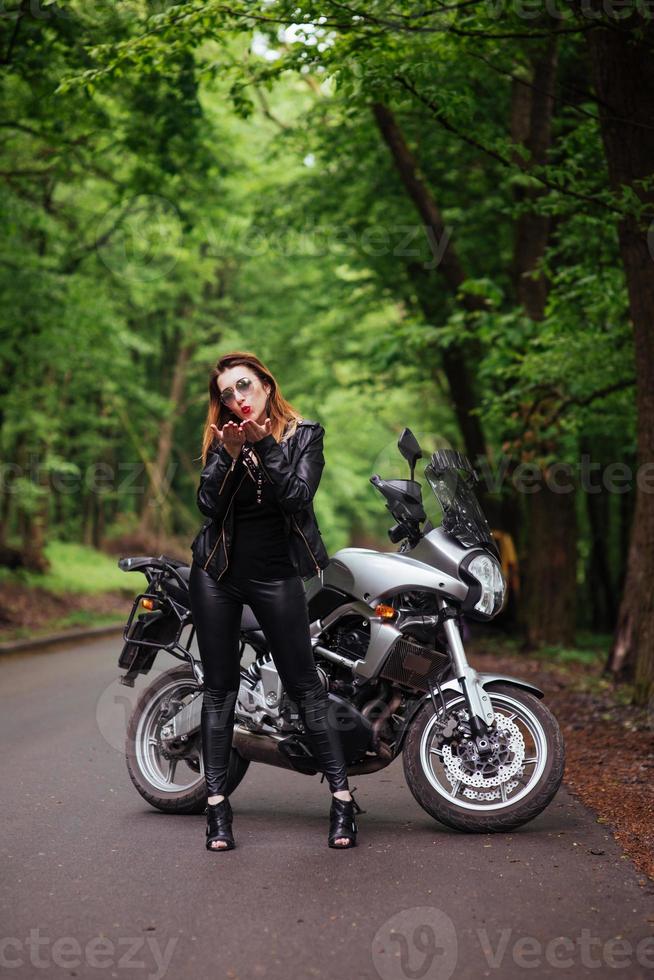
[187,561,350,798]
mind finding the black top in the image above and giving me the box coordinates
[224,450,296,581]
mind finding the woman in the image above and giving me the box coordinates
[188,351,363,852]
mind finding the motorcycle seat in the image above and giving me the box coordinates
[162,565,265,638]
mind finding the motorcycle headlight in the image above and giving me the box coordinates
[467,554,506,617]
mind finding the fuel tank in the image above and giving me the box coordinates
[322,528,469,604]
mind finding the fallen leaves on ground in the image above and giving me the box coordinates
[472,642,654,883]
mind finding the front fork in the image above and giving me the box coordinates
[437,597,495,735]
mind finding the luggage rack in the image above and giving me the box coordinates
[117,554,197,686]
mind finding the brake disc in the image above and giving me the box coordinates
[461,780,522,801]
[441,717,525,790]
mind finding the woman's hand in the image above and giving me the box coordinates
[239,417,272,443]
[211,420,245,459]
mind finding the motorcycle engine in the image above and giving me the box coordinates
[235,649,374,763]
[325,614,370,662]
[236,656,329,733]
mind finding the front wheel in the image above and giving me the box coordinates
[125,664,250,814]
[402,683,565,832]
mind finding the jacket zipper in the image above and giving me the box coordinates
[203,471,247,573]
[203,528,223,571]
[219,455,238,494]
[291,513,321,574]
[201,455,238,569]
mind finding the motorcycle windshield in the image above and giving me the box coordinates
[423,449,494,549]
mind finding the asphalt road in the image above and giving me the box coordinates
[1,636,653,980]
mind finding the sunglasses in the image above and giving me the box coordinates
[219,376,254,405]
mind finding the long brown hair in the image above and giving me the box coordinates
[199,351,304,466]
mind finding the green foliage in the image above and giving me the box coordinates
[0,542,138,595]
[0,0,639,643]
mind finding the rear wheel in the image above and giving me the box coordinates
[125,664,249,814]
[402,683,565,832]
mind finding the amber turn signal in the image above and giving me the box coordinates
[375,603,397,620]
[141,597,156,610]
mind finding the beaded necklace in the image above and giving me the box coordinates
[241,444,263,504]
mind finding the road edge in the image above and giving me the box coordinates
[0,622,125,656]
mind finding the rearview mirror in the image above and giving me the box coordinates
[398,428,422,480]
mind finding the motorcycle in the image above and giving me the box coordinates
[116,428,564,832]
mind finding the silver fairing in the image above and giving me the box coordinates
[322,527,477,604]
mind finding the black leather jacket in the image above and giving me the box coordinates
[190,419,330,581]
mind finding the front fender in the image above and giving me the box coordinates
[479,673,544,699]
[393,672,544,755]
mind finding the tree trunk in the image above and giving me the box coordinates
[508,38,579,646]
[21,457,50,573]
[0,472,13,550]
[140,337,194,541]
[586,15,654,702]
[583,441,616,632]
[617,450,636,595]
[373,60,580,648]
[405,262,487,464]
[510,35,557,320]
[519,478,578,648]
[371,102,488,465]
[8,441,49,573]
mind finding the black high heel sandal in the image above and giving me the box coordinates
[328,786,365,849]
[205,797,236,852]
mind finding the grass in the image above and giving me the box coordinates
[0,540,142,644]
[474,628,612,668]
[472,627,649,706]
[0,611,125,644]
[0,540,140,595]
[530,630,612,667]
[471,628,644,704]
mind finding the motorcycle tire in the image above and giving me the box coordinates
[403,682,565,833]
[125,664,250,814]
